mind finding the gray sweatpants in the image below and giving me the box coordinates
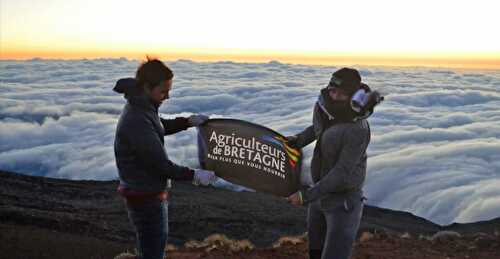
[307,198,364,259]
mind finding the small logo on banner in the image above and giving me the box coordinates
[260,135,301,169]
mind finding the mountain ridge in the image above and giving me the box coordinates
[1,170,498,258]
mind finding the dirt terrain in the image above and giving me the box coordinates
[1,170,498,259]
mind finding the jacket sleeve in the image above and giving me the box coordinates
[160,117,190,135]
[302,126,368,204]
[127,115,194,181]
[295,125,316,148]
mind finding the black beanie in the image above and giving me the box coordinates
[328,68,361,95]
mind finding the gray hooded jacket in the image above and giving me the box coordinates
[295,93,371,209]
[113,78,194,193]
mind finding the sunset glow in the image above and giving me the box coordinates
[1,0,499,69]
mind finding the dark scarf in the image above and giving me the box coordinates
[317,88,358,124]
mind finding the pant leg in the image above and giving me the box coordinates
[126,199,169,259]
[321,199,364,259]
[307,200,327,253]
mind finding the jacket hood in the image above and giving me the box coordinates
[114,78,142,97]
[316,91,335,120]
[114,77,157,111]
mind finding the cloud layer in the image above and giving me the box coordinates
[1,59,499,225]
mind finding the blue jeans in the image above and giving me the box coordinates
[126,199,168,259]
[307,198,364,259]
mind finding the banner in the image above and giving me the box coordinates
[197,119,302,197]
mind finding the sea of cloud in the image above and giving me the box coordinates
[1,58,499,225]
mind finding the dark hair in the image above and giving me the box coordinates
[135,57,174,90]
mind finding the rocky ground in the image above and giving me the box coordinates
[152,230,500,259]
[1,170,499,259]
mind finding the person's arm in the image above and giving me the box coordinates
[127,115,193,181]
[160,114,209,135]
[301,127,368,204]
[160,117,190,135]
[289,125,316,148]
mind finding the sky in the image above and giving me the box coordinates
[1,59,499,225]
[1,0,500,68]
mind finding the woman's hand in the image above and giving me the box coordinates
[287,191,304,206]
[285,135,299,149]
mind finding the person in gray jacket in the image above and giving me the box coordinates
[287,68,378,259]
[114,58,216,259]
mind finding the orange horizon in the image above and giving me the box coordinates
[1,48,499,70]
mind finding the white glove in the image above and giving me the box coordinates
[188,114,209,127]
[193,169,217,186]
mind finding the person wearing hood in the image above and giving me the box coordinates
[113,58,216,259]
[286,68,382,259]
